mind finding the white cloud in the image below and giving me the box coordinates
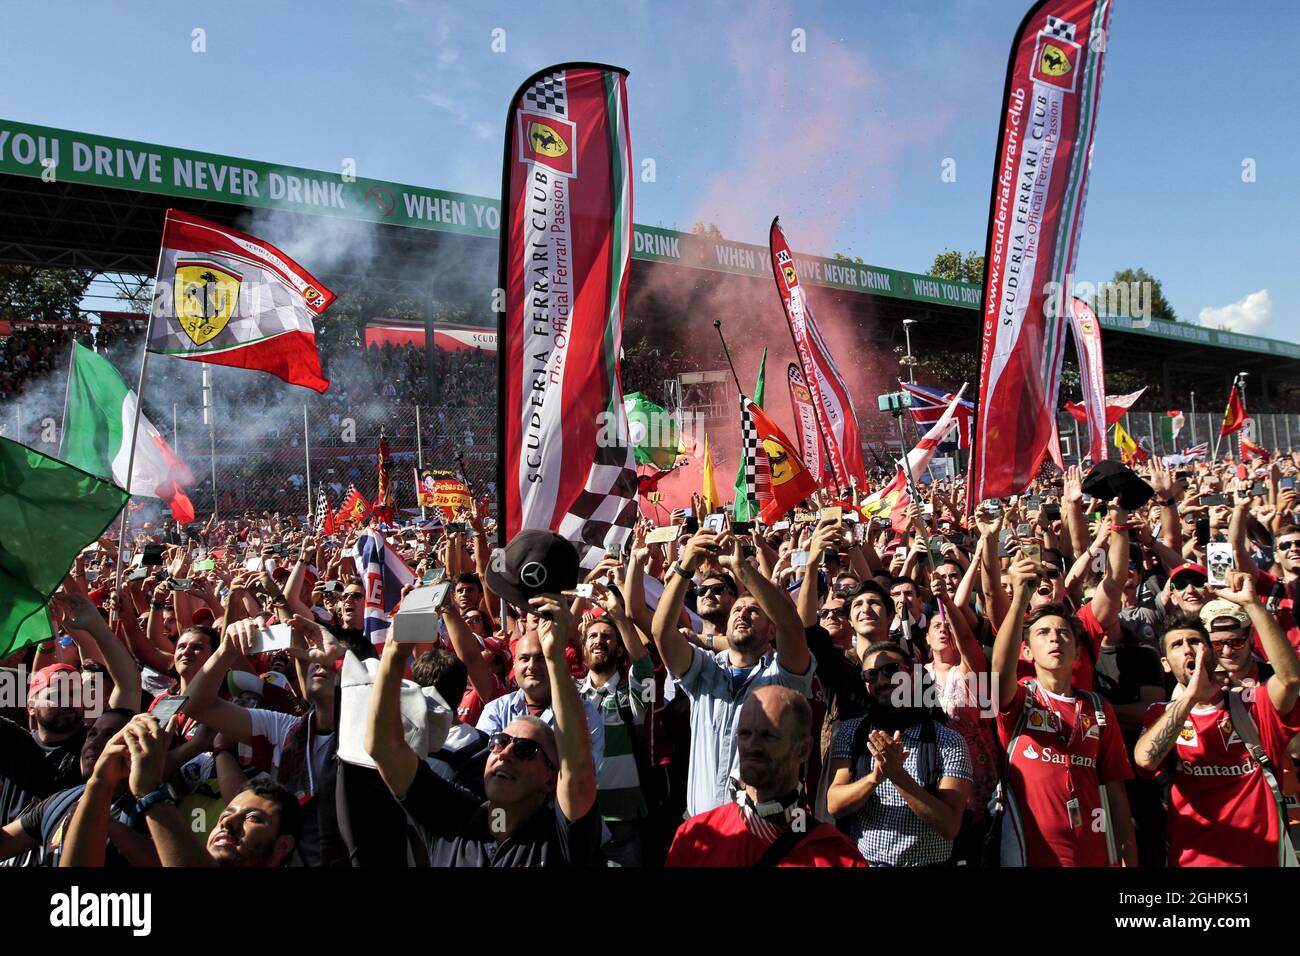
[1199,289,1272,335]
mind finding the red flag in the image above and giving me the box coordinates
[1240,436,1267,461]
[375,434,394,525]
[747,401,818,524]
[148,210,334,392]
[1067,297,1109,462]
[1220,385,1246,437]
[1063,388,1147,426]
[786,363,832,488]
[969,0,1114,500]
[770,220,866,491]
[336,485,372,528]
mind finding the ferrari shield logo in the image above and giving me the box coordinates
[527,121,568,158]
[782,263,798,288]
[518,111,577,176]
[173,259,241,346]
[1038,43,1072,77]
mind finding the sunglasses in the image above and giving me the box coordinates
[1276,540,1300,552]
[818,607,848,620]
[1210,634,1248,651]
[341,591,365,601]
[487,732,556,770]
[862,661,904,684]
[1171,576,1206,591]
[695,584,729,597]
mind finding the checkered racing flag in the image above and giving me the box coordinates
[1045,15,1076,40]
[555,415,639,570]
[313,487,331,535]
[738,393,759,515]
[523,72,568,117]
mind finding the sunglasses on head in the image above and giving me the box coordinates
[487,732,556,770]
[1171,575,1207,591]
[862,661,904,684]
[818,607,848,620]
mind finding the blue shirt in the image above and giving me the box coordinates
[475,689,606,776]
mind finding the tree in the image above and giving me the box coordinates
[1091,268,1177,322]
[691,221,724,240]
[0,265,95,324]
[833,252,864,264]
[927,250,984,284]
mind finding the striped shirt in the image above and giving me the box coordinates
[579,656,653,821]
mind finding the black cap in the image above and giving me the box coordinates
[484,530,580,611]
[1081,461,1154,510]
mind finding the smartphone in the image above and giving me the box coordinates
[682,516,699,535]
[771,521,791,533]
[167,578,194,592]
[820,506,842,522]
[84,569,99,583]
[192,558,216,572]
[791,550,809,569]
[1201,493,1231,506]
[244,557,262,573]
[421,568,445,586]
[1021,542,1042,563]
[1024,496,1043,512]
[875,518,892,529]
[141,544,165,567]
[128,568,149,582]
[575,583,595,599]
[1042,504,1062,521]
[1195,518,1211,548]
[646,526,678,545]
[927,536,946,564]
[1250,481,1268,498]
[1282,476,1297,491]
[1206,542,1233,586]
[608,543,624,561]
[322,581,342,593]
[998,529,1014,558]
[703,513,726,534]
[1016,523,1032,538]
[446,522,470,534]
[741,543,756,559]
[731,521,754,534]
[150,694,189,729]
[247,623,294,655]
[391,583,451,642]
[980,499,1003,514]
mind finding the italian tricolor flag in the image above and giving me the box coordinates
[60,343,195,522]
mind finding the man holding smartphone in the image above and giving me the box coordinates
[1230,500,1300,653]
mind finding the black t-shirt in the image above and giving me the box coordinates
[18,785,142,868]
[804,625,868,726]
[0,718,85,868]
[1094,637,1164,749]
[399,761,600,867]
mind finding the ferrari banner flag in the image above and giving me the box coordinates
[149,209,334,392]
[769,219,866,492]
[747,400,818,524]
[786,363,831,486]
[969,0,1114,501]
[498,64,637,569]
[1220,378,1247,437]
[1067,297,1109,462]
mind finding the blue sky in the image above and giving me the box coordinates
[2,0,1296,342]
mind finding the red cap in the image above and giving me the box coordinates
[192,607,216,626]
[1170,563,1208,580]
[28,663,78,697]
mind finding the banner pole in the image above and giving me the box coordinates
[1148,411,1157,457]
[114,238,166,593]
[1073,418,1082,464]
[1189,391,1197,448]
[303,403,313,523]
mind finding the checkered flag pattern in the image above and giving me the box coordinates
[150,249,308,354]
[522,72,568,116]
[739,393,758,512]
[313,487,330,534]
[555,420,639,569]
[1045,15,1076,40]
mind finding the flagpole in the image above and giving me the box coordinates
[416,406,427,520]
[1148,411,1157,457]
[303,403,313,524]
[1189,390,1197,449]
[114,238,167,593]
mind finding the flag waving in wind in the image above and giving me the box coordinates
[769,219,865,491]
[1220,378,1247,437]
[861,387,968,530]
[354,528,415,646]
[149,210,334,392]
[898,381,975,449]
[747,401,818,523]
[970,0,1114,501]
[1063,388,1147,427]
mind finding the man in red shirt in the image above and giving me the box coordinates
[1230,509,1300,653]
[665,685,865,867]
[992,556,1137,867]
[1135,572,1300,866]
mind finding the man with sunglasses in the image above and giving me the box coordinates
[1161,563,1212,619]
[1231,510,1300,654]
[366,594,600,866]
[826,641,971,866]
[1136,572,1300,866]
[1199,599,1271,687]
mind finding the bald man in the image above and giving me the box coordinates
[665,686,866,867]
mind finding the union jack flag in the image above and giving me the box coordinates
[899,381,974,449]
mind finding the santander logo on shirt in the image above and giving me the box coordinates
[1176,757,1255,778]
[1021,742,1096,768]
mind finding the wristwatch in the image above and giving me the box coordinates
[670,561,695,581]
[1157,497,1177,507]
[134,782,178,816]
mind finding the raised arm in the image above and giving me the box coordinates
[182,623,256,743]
[1214,572,1300,716]
[993,557,1040,707]
[123,715,216,867]
[443,603,500,705]
[650,530,718,678]
[721,537,811,676]
[52,582,141,712]
[366,639,420,799]
[530,594,596,823]
[1088,505,1129,631]
[798,519,840,628]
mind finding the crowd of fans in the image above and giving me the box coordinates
[4,448,1300,868]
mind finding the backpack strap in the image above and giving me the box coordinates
[1079,690,1117,866]
[1226,689,1299,867]
[755,824,810,867]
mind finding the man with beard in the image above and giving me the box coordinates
[666,686,865,867]
[693,572,738,650]
[1199,599,1272,687]
[65,714,300,867]
[1136,572,1300,866]
[183,616,347,866]
[826,641,972,866]
[576,583,653,866]
[367,593,600,866]
[651,531,815,817]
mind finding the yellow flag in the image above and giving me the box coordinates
[702,433,719,513]
[1113,421,1137,462]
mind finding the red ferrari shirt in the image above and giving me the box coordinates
[1140,688,1300,866]
[665,802,867,868]
[1251,570,1298,657]
[997,678,1132,866]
